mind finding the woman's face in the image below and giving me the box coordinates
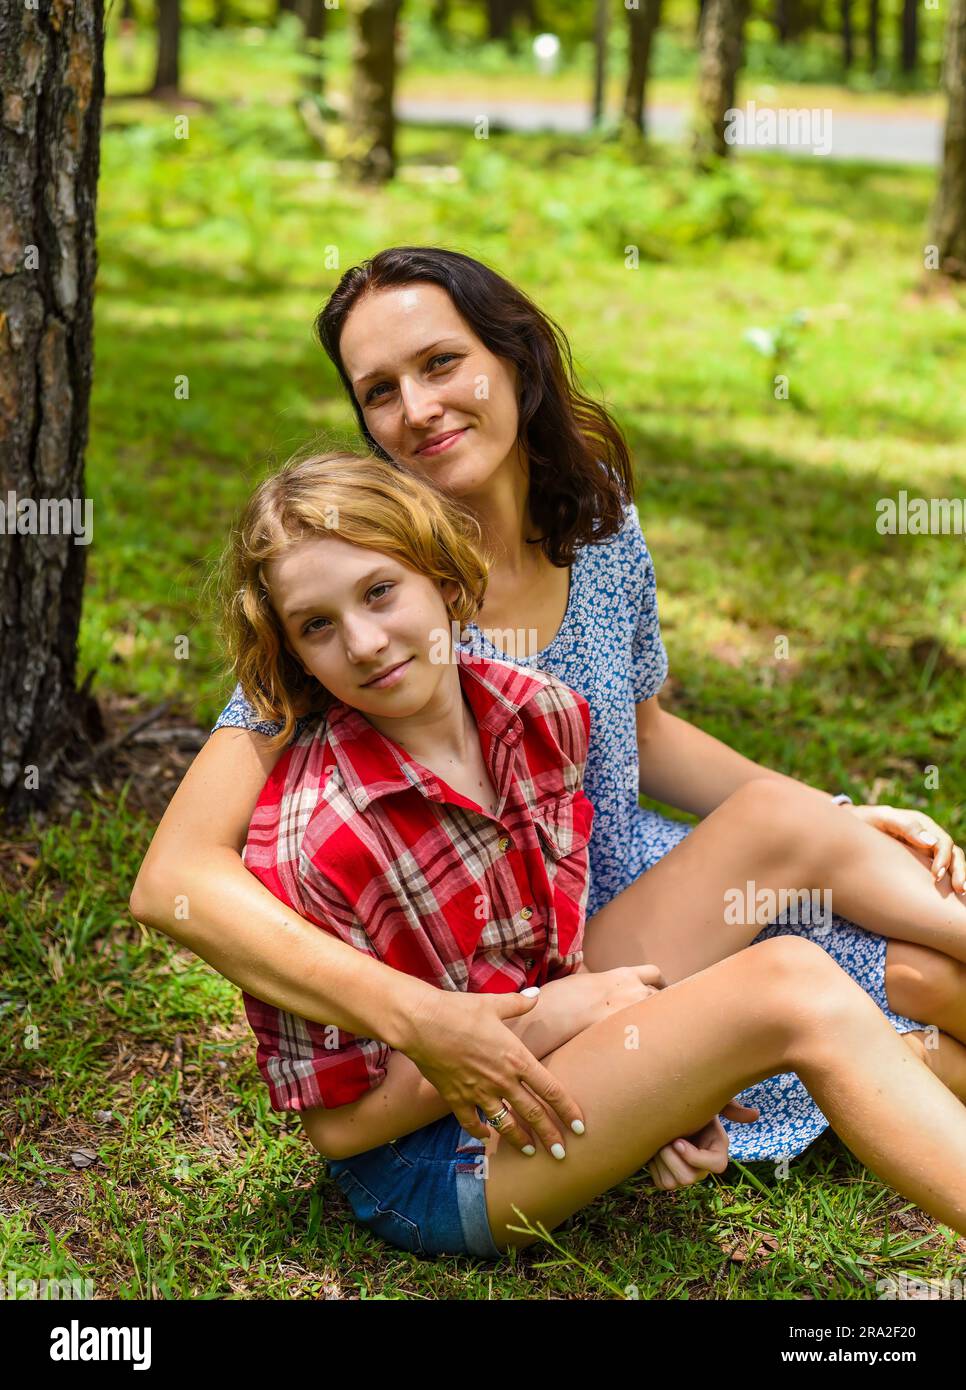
[338,282,523,499]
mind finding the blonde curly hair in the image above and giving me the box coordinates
[211,450,490,752]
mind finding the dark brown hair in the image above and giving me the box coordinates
[315,246,634,568]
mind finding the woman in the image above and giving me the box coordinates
[131,246,966,1187]
[219,447,966,1256]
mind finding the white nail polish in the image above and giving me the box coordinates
[551,1142,566,1160]
[520,986,540,997]
[522,1144,536,1156]
[920,834,938,845]
[571,1119,585,1134]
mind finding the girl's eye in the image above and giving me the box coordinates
[301,583,393,636]
[429,353,457,370]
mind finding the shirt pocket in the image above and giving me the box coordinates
[530,790,594,862]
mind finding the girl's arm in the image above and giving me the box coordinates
[129,726,587,1155]
[306,969,663,1159]
[635,695,826,818]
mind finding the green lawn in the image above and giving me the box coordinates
[2,51,965,1299]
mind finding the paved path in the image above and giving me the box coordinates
[398,97,943,166]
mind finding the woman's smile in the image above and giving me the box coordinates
[415,428,469,457]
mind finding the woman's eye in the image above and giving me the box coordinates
[303,617,329,636]
[369,583,394,601]
[364,381,393,405]
[428,353,458,370]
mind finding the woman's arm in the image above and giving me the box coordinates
[635,695,826,818]
[129,727,437,1046]
[306,968,665,1159]
[129,726,586,1154]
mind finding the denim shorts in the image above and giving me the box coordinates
[326,1111,504,1259]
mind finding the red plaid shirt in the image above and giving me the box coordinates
[241,649,594,1112]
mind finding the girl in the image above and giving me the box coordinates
[131,246,966,1187]
[217,449,966,1257]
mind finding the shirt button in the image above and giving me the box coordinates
[497,836,510,852]
[520,906,533,920]
[524,957,535,968]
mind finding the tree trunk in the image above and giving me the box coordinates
[931,0,966,277]
[774,0,810,41]
[346,0,401,183]
[151,0,181,95]
[693,0,748,161]
[298,0,327,40]
[696,0,708,37]
[297,0,327,95]
[841,0,853,69]
[275,0,298,18]
[623,0,664,138]
[591,0,609,125]
[867,0,879,68]
[900,0,918,73]
[0,0,105,821]
[486,0,513,41]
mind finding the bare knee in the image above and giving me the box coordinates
[743,934,872,1049]
[721,779,832,869]
[886,941,966,1025]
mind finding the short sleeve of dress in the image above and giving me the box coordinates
[211,680,315,740]
[625,504,670,703]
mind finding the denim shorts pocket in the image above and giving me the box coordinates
[331,1164,426,1255]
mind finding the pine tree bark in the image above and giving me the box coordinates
[693,0,748,160]
[931,0,966,278]
[623,0,664,138]
[150,0,181,95]
[345,0,401,183]
[0,0,105,820]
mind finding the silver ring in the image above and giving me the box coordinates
[484,1104,511,1131]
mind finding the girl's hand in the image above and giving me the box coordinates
[647,1101,760,1191]
[847,804,966,896]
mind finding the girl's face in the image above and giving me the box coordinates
[267,533,460,720]
[338,282,524,498]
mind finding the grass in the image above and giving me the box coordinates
[2,37,965,1299]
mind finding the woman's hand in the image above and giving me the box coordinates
[401,986,589,1158]
[647,1100,761,1191]
[848,804,966,896]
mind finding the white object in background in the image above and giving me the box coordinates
[533,33,561,76]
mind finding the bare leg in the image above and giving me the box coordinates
[582,779,966,983]
[902,1031,966,1103]
[887,939,966,1045]
[482,937,966,1250]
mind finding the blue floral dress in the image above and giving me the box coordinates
[212,501,922,1162]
